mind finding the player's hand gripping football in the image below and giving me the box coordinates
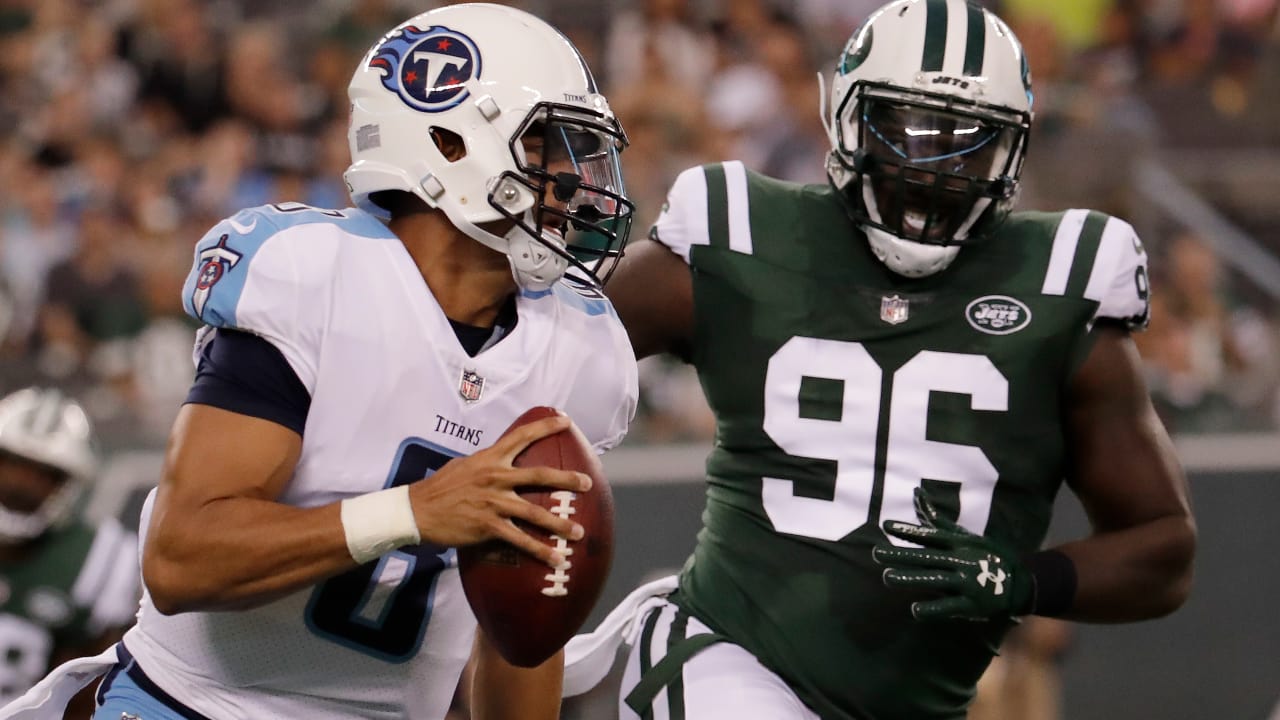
[407,413,587,567]
[872,488,1033,622]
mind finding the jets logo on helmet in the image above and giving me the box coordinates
[369,24,482,113]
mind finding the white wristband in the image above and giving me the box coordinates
[340,486,422,564]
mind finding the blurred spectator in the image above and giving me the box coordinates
[608,34,715,223]
[1138,233,1280,432]
[1002,0,1116,51]
[635,356,715,443]
[792,0,885,62]
[126,0,231,135]
[754,15,828,184]
[604,0,714,95]
[0,163,75,344]
[968,618,1073,720]
[0,0,1274,449]
[35,204,148,382]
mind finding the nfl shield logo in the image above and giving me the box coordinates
[459,369,484,403]
[880,295,910,325]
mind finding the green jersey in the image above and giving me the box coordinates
[650,162,1150,719]
[0,518,138,706]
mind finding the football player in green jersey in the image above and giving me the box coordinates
[591,1,1196,719]
[0,388,140,715]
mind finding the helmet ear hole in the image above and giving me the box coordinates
[429,127,467,162]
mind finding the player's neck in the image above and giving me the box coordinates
[390,212,516,327]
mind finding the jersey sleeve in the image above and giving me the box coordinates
[649,165,711,263]
[69,517,140,637]
[181,206,338,393]
[585,315,638,453]
[1086,216,1151,330]
[554,287,638,453]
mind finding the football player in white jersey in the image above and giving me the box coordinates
[21,5,637,720]
[0,388,138,718]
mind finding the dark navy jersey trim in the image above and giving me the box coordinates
[109,643,215,720]
[186,329,311,435]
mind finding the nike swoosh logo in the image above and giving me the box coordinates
[228,217,258,234]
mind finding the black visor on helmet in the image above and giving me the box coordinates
[857,98,1024,246]
[493,102,635,288]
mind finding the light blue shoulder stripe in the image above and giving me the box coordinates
[521,282,617,318]
[181,204,394,328]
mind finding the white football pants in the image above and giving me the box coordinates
[619,600,820,720]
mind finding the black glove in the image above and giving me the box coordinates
[872,487,1033,621]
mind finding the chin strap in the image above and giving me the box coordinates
[434,195,568,292]
[864,226,961,278]
[501,222,568,291]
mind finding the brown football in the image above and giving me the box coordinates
[457,406,615,668]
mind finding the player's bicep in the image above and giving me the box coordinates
[160,329,308,512]
[159,403,302,511]
[606,238,693,360]
[1066,326,1190,531]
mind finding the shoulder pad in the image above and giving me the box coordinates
[1038,210,1150,330]
[181,204,374,391]
[649,165,708,263]
[543,281,618,319]
[1088,216,1150,329]
[182,204,387,327]
[649,161,754,262]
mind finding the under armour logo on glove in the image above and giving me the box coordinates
[872,488,1033,622]
[976,559,1006,595]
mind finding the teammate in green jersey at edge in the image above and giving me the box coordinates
[0,387,139,716]
[602,1,1196,718]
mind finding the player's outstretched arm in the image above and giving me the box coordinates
[605,238,693,360]
[144,406,587,614]
[468,628,564,720]
[1057,324,1196,622]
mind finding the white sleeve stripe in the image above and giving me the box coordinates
[88,532,141,634]
[1084,217,1130,302]
[1041,209,1090,296]
[686,170,711,258]
[723,161,753,256]
[659,169,710,264]
[70,517,125,607]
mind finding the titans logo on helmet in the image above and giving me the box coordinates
[368,24,482,113]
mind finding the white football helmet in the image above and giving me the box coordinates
[824,0,1033,277]
[346,3,635,291]
[0,387,97,543]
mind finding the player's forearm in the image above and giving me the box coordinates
[143,496,355,614]
[1050,512,1196,623]
[470,635,563,720]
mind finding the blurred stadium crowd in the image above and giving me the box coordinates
[0,0,1278,452]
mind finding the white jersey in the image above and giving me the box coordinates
[123,203,638,720]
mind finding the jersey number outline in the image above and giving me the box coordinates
[762,337,1008,543]
[0,614,53,705]
[305,439,457,662]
